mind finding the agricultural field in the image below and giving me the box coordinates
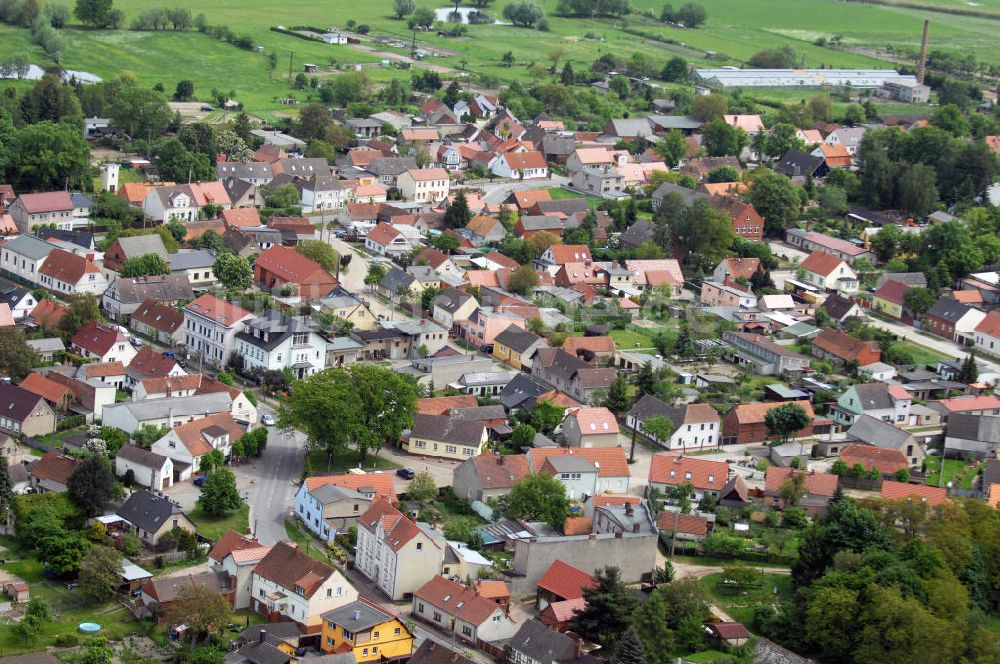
[2,0,998,118]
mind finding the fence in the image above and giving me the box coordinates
[21,436,54,454]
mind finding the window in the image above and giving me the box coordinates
[373,632,379,639]
[462,626,472,637]
[342,627,354,639]
[394,628,401,636]
[433,611,442,622]
[326,637,334,646]
[327,588,332,597]
[417,603,425,613]
[416,542,422,550]
[362,649,368,657]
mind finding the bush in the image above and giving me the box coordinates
[58,415,86,431]
[54,634,79,647]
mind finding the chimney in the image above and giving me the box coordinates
[625,502,634,516]
[917,19,930,85]
[259,629,267,644]
[498,455,504,465]
[353,610,362,620]
[632,523,641,533]
[615,530,623,539]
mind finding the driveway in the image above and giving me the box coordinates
[479,174,570,205]
[380,445,461,492]
[865,315,1000,374]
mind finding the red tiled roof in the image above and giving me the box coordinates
[413,576,505,625]
[951,290,983,304]
[503,151,547,170]
[18,191,72,213]
[655,511,710,537]
[839,444,908,475]
[546,245,591,265]
[171,413,245,457]
[31,450,80,485]
[537,560,596,601]
[366,223,401,247]
[30,299,67,329]
[139,373,203,395]
[128,346,180,380]
[567,406,620,435]
[765,467,838,497]
[184,294,250,327]
[414,248,451,270]
[39,248,99,284]
[208,529,262,562]
[19,373,71,405]
[253,541,335,598]
[83,361,125,378]
[475,580,510,599]
[813,328,880,363]
[588,495,642,509]
[485,251,519,270]
[417,395,479,416]
[543,597,586,623]
[563,336,615,354]
[131,299,183,334]
[880,480,949,506]
[729,400,815,424]
[648,454,728,491]
[800,250,844,277]
[467,453,530,489]
[510,189,551,210]
[932,395,1000,413]
[255,245,334,285]
[72,321,127,357]
[874,279,909,306]
[707,622,751,640]
[975,311,1000,338]
[305,473,397,503]
[528,446,629,478]
[406,168,448,182]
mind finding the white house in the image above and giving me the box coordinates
[300,176,348,214]
[974,311,1000,358]
[251,541,358,633]
[365,223,420,257]
[208,531,271,610]
[412,576,519,645]
[183,294,252,367]
[626,396,721,451]
[294,473,396,542]
[1,235,55,285]
[538,455,598,500]
[114,443,173,491]
[799,250,858,294]
[235,312,327,380]
[489,151,549,180]
[101,391,233,435]
[37,248,107,296]
[71,321,138,365]
[150,412,244,481]
[355,499,445,601]
[397,168,450,203]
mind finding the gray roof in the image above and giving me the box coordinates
[510,620,579,663]
[321,600,393,630]
[367,156,417,177]
[850,383,897,411]
[647,114,703,130]
[860,361,895,374]
[117,443,170,469]
[983,459,1000,492]
[774,149,824,178]
[608,117,654,138]
[846,414,914,450]
[117,490,184,533]
[947,413,1000,444]
[26,338,65,353]
[493,324,543,354]
[169,249,216,271]
[620,220,656,247]
[545,455,596,474]
[499,372,547,411]
[239,623,302,646]
[103,392,232,422]
[411,413,485,446]
[237,641,291,664]
[926,297,972,323]
[115,235,169,260]
[820,293,860,321]
[4,235,56,261]
[875,272,927,289]
[378,266,415,294]
[216,162,273,181]
[651,182,707,205]
[107,274,195,305]
[312,483,368,504]
[433,287,473,314]
[627,393,676,422]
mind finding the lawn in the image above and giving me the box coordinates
[36,426,88,450]
[188,503,251,540]
[609,328,655,350]
[700,571,794,626]
[305,448,400,474]
[924,457,980,489]
[684,652,735,664]
[547,187,602,208]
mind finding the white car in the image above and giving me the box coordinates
[261,414,275,426]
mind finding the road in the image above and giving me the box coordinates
[479,174,570,205]
[864,315,1000,376]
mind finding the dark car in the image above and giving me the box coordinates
[193,476,207,487]
[396,468,415,480]
[480,344,494,354]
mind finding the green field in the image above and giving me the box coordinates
[699,570,794,626]
[188,502,251,540]
[2,0,998,118]
[924,457,981,489]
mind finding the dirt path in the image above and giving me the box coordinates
[347,43,457,74]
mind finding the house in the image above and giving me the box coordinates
[251,542,358,634]
[492,325,546,371]
[397,169,450,203]
[0,235,55,284]
[142,182,231,222]
[235,632,293,664]
[7,191,75,233]
[656,510,712,544]
[355,499,444,601]
[151,413,245,481]
[19,373,73,413]
[102,234,169,272]
[320,599,414,661]
[183,294,252,367]
[974,311,1000,357]
[320,292,377,332]
[787,229,874,265]
[536,244,592,271]
[535,559,595,610]
[459,215,506,246]
[115,444,173,491]
[71,321,137,365]
[407,641,476,664]
[235,312,327,380]
[208,531,271,610]
[25,337,64,362]
[527,447,629,496]
[532,348,617,405]
[722,331,810,375]
[0,381,55,437]
[799,251,858,294]
[413,248,464,279]
[713,257,761,284]
[294,473,397,542]
[509,621,601,664]
[562,336,615,363]
[943,413,1000,460]
[37,248,106,296]
[924,297,985,345]
[365,223,420,258]
[880,480,949,507]
[490,151,548,180]
[28,450,80,492]
[819,292,863,325]
[831,383,911,427]
[116,490,196,546]
[764,467,838,512]
[101,274,194,322]
[811,328,881,367]
[167,249,218,288]
[562,407,619,448]
[101,392,232,434]
[452,453,530,502]
[140,571,233,617]
[812,143,853,169]
[411,576,518,646]
[774,149,827,180]
[721,400,822,445]
[872,280,909,319]
[403,413,487,460]
[125,346,186,387]
[626,395,721,451]
[129,300,184,344]
[648,454,729,501]
[700,281,758,308]
[711,198,764,243]
[839,443,908,476]
[254,245,339,301]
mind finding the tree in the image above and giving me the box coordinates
[174,80,194,101]
[407,6,435,29]
[407,471,437,503]
[750,171,800,236]
[532,399,565,435]
[635,362,657,398]
[631,589,675,663]
[79,546,124,603]
[214,252,253,289]
[121,253,171,278]
[707,165,740,183]
[79,637,114,664]
[68,455,114,517]
[74,0,114,26]
[957,354,979,384]
[654,129,688,168]
[764,403,810,444]
[749,46,798,69]
[0,328,37,379]
[0,457,12,517]
[502,51,515,68]
[156,138,214,183]
[690,93,727,122]
[897,163,938,217]
[166,584,234,651]
[674,198,735,264]
[502,0,544,27]
[641,415,674,447]
[109,87,172,141]
[511,424,536,447]
[278,365,419,464]
[602,375,630,416]
[392,0,415,19]
[444,190,472,229]
[200,449,224,475]
[572,566,639,649]
[779,470,807,506]
[507,265,540,296]
[903,287,936,315]
[615,627,647,664]
[198,468,242,515]
[675,2,706,26]
[8,121,91,191]
[506,473,570,527]
[296,240,341,274]
[38,531,87,576]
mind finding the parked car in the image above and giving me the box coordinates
[130,337,142,348]
[396,468,415,480]
[193,476,207,487]
[261,414,275,426]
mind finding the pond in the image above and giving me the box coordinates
[432,7,507,24]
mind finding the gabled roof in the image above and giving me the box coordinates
[254,542,336,598]
[800,250,846,277]
[566,406,619,435]
[255,245,335,285]
[358,498,436,552]
[729,400,815,424]
[536,559,596,600]
[846,414,913,450]
[117,443,171,471]
[127,346,181,380]
[411,413,485,447]
[648,453,728,491]
[764,467,838,497]
[413,575,505,625]
[416,395,479,416]
[656,510,710,537]
[463,453,530,490]
[503,151,547,170]
[510,620,586,664]
[932,395,1000,413]
[39,248,99,284]
[873,279,909,305]
[839,444,908,474]
[528,446,629,478]
[117,490,184,533]
[820,293,860,321]
[168,412,245,457]
[107,274,194,305]
[408,641,476,664]
[29,298,68,329]
[563,336,615,355]
[113,234,169,261]
[813,328,880,362]
[17,191,73,213]
[494,324,544,354]
[303,473,397,503]
[131,299,183,334]
[72,321,127,357]
[880,480,949,506]
[184,294,250,327]
[19,372,71,405]
[974,311,1000,338]
[30,450,80,485]
[322,599,396,632]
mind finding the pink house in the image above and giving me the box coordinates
[460,310,526,347]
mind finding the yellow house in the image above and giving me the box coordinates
[320,292,377,331]
[404,413,488,461]
[492,324,546,371]
[321,600,413,662]
[872,280,908,319]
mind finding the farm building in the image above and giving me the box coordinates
[695,69,918,89]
